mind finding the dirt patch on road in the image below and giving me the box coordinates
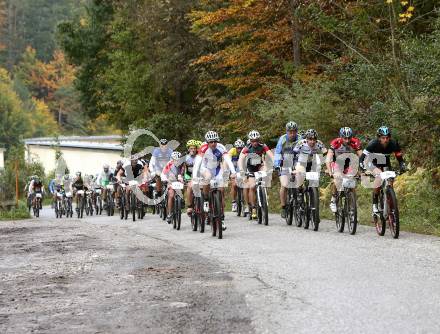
[0,220,254,334]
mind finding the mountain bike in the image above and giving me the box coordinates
[170,182,184,230]
[94,187,103,215]
[76,189,85,219]
[209,179,224,239]
[235,179,245,217]
[64,190,73,218]
[33,192,43,218]
[119,183,128,220]
[284,168,299,226]
[127,180,139,222]
[254,171,269,225]
[296,171,320,231]
[54,190,65,218]
[85,190,94,216]
[105,184,115,216]
[335,175,359,235]
[371,170,401,239]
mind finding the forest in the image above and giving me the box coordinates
[0,0,439,231]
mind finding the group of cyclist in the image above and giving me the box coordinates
[27,122,406,229]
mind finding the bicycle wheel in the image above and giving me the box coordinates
[120,194,125,220]
[259,187,269,226]
[286,189,294,226]
[237,188,243,217]
[386,187,400,239]
[304,190,310,230]
[80,197,84,218]
[131,192,136,222]
[295,191,305,228]
[335,192,345,233]
[309,187,320,231]
[346,190,358,235]
[176,197,182,230]
[34,199,40,218]
[374,191,386,236]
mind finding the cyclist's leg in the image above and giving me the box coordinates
[186,180,193,214]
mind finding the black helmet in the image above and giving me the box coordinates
[159,138,168,145]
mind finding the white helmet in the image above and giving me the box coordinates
[248,130,261,140]
[171,151,182,160]
[205,131,220,143]
[234,139,245,148]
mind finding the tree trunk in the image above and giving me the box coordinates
[290,0,301,67]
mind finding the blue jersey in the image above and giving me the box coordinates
[274,134,301,168]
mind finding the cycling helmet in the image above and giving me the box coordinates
[205,131,220,143]
[159,138,168,145]
[186,139,199,148]
[171,151,182,160]
[116,160,123,167]
[377,126,391,137]
[76,171,82,177]
[339,127,353,138]
[248,130,261,140]
[305,129,318,140]
[103,164,109,169]
[63,174,70,181]
[286,121,298,131]
[234,139,245,148]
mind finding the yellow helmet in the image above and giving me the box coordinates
[186,139,199,148]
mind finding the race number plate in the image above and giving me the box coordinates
[380,171,396,180]
[171,182,184,190]
[306,172,320,181]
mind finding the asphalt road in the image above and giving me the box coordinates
[1,207,440,334]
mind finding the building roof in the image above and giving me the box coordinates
[24,136,124,151]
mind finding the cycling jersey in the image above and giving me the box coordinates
[150,147,173,173]
[241,142,270,173]
[228,147,240,167]
[360,139,403,169]
[195,142,236,177]
[274,134,301,168]
[163,160,184,179]
[72,178,85,190]
[293,139,327,170]
[97,170,113,187]
[184,154,196,180]
[330,137,362,158]
[122,160,144,179]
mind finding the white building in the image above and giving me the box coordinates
[24,136,124,176]
[0,147,5,169]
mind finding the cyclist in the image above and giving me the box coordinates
[28,176,44,210]
[292,129,327,185]
[228,139,245,213]
[360,126,406,213]
[183,139,200,216]
[149,139,173,199]
[193,131,237,231]
[238,130,274,219]
[72,172,86,214]
[97,164,113,206]
[326,127,363,213]
[274,121,302,218]
[162,151,185,224]
[49,176,64,209]
[116,157,144,212]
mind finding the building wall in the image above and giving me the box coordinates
[26,145,122,176]
[0,149,5,169]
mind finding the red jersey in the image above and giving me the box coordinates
[330,137,362,158]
